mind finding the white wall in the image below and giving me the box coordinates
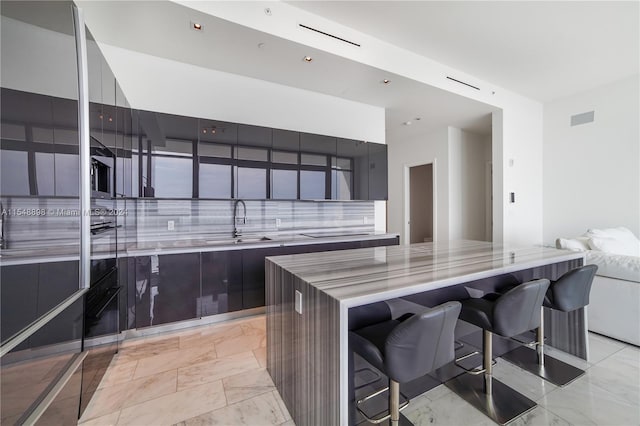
[449,128,492,241]
[390,127,491,245]
[178,0,546,245]
[388,127,449,244]
[543,75,640,243]
[94,44,385,144]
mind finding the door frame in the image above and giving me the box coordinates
[403,159,437,245]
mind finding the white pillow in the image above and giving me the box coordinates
[586,227,639,244]
[556,237,590,251]
[588,236,640,257]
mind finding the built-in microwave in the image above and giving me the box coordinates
[91,157,111,196]
[90,137,115,198]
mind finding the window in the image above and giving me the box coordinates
[152,156,192,198]
[300,170,325,200]
[271,169,297,199]
[331,156,353,200]
[1,150,29,195]
[200,163,232,198]
[301,153,327,167]
[272,150,298,165]
[235,167,266,199]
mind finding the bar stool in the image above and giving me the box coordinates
[502,265,598,386]
[446,278,550,425]
[350,301,461,425]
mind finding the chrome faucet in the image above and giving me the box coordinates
[233,199,247,238]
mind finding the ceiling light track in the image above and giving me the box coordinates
[299,24,360,47]
[446,76,480,91]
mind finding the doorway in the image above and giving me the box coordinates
[409,163,434,243]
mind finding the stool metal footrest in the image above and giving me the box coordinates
[445,373,537,425]
[455,351,497,375]
[356,386,410,424]
[502,345,586,386]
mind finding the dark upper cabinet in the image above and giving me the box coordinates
[199,119,236,199]
[300,133,335,200]
[236,124,270,199]
[271,129,299,200]
[201,251,243,315]
[334,138,368,200]
[52,97,81,197]
[115,83,134,197]
[368,143,388,200]
[272,129,299,154]
[0,89,54,196]
[138,112,197,198]
[127,110,389,201]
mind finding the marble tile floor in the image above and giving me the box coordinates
[80,315,638,426]
[404,332,640,426]
[79,315,291,426]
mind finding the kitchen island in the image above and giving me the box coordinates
[265,240,585,426]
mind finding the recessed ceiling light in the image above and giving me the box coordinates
[264,8,272,16]
[382,79,391,84]
[303,56,313,62]
[258,43,265,49]
[404,121,412,126]
[192,22,202,31]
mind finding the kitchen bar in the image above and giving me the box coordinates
[265,240,586,425]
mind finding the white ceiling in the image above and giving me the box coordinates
[287,1,640,102]
[77,0,496,137]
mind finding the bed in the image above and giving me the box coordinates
[556,227,640,346]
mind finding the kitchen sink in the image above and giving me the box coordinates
[234,236,272,244]
[204,236,272,245]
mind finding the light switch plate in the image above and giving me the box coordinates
[295,290,303,314]
[167,220,175,231]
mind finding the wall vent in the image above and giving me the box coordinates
[570,111,595,126]
[299,24,360,47]
[446,76,480,90]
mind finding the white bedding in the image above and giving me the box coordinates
[585,250,640,283]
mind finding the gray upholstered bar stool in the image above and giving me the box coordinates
[350,301,461,426]
[503,265,598,386]
[446,278,550,425]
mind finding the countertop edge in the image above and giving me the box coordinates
[0,233,400,266]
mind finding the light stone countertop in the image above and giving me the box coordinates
[0,232,399,266]
[266,239,585,306]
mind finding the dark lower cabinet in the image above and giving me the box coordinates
[133,253,200,328]
[360,237,399,248]
[242,246,292,310]
[124,237,399,327]
[156,253,200,325]
[0,264,39,346]
[201,251,243,315]
[0,261,79,349]
[240,239,399,310]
